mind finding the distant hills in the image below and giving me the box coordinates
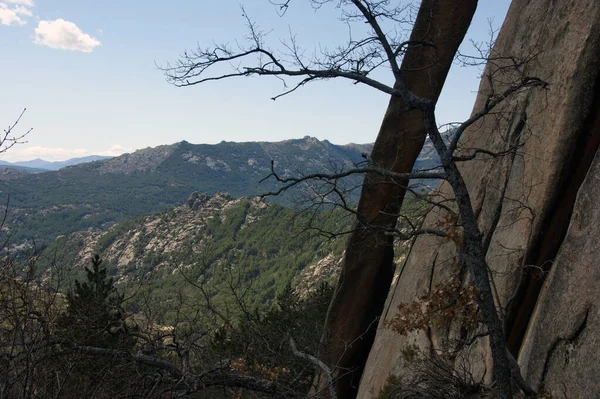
[0,164,49,173]
[0,136,439,246]
[0,155,112,172]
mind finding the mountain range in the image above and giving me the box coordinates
[0,155,112,172]
[0,136,439,247]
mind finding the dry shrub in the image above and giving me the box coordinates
[377,349,487,399]
[385,276,482,336]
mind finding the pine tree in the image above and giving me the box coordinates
[52,255,139,396]
[59,254,133,350]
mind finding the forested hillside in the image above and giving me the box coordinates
[37,190,423,323]
[38,192,348,319]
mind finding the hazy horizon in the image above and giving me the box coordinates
[0,135,376,163]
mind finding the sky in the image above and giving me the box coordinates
[0,1,511,162]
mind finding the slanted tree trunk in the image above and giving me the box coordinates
[315,1,478,397]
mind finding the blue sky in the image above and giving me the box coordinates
[0,1,510,162]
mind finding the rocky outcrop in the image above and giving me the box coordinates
[292,253,342,298]
[96,192,257,273]
[96,144,176,175]
[358,0,600,397]
[518,145,600,397]
[49,191,348,310]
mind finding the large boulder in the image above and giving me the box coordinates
[357,0,600,397]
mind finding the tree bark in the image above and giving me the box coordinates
[314,1,478,398]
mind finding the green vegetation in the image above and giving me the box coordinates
[51,256,140,397]
[57,254,134,350]
[0,248,336,398]
[35,191,427,326]
[2,148,432,398]
[377,375,404,399]
[113,199,351,323]
[0,138,437,249]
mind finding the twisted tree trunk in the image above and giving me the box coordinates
[314,1,478,397]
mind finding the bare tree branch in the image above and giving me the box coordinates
[260,161,446,198]
[2,108,31,154]
[46,336,183,377]
[289,335,337,399]
[449,77,547,155]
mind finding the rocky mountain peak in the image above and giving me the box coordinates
[184,191,236,211]
[185,191,211,210]
[96,144,177,175]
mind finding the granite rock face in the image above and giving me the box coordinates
[518,147,600,397]
[357,0,600,397]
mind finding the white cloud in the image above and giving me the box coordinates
[34,19,101,53]
[0,3,26,25]
[13,5,31,16]
[0,0,33,26]
[97,145,131,157]
[5,0,34,6]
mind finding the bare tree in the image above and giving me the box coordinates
[162,1,548,398]
[1,109,30,155]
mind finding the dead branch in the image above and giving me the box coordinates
[290,335,337,399]
[1,108,31,154]
[260,161,446,198]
